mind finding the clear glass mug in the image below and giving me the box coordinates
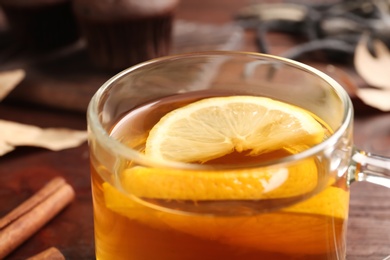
[87,51,390,260]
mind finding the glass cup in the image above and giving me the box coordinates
[87,51,390,260]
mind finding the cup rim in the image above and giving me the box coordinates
[87,50,354,170]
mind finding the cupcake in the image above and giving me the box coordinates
[0,0,79,51]
[72,0,179,71]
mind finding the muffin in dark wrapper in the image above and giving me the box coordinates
[0,0,79,51]
[72,0,178,71]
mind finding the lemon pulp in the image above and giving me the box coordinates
[145,96,325,163]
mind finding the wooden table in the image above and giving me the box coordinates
[1,0,390,259]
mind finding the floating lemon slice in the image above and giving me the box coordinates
[145,96,325,163]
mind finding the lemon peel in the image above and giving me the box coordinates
[120,158,318,201]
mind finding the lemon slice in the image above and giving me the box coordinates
[145,96,325,163]
[120,158,318,201]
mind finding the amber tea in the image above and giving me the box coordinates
[90,92,349,260]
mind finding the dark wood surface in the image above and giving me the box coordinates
[1,0,390,259]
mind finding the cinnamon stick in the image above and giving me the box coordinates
[27,247,65,260]
[0,177,75,259]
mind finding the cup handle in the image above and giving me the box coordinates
[350,148,390,188]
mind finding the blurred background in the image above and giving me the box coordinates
[0,1,390,259]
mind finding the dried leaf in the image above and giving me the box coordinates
[354,35,390,89]
[0,69,25,101]
[0,119,87,156]
[356,88,390,112]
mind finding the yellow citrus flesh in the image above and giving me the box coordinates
[145,96,325,163]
